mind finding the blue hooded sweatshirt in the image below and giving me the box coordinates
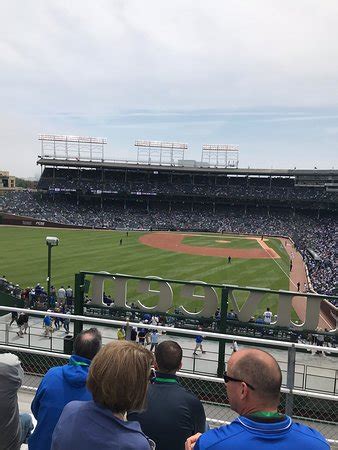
[28,355,92,450]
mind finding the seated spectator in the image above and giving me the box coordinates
[51,341,155,450]
[128,341,206,450]
[28,328,102,450]
[0,353,33,449]
[185,348,329,449]
[227,309,237,320]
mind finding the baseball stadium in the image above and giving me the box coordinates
[0,136,337,447]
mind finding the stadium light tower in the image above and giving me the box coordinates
[134,140,188,165]
[201,144,239,168]
[46,236,59,306]
[38,134,107,161]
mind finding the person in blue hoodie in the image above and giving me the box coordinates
[28,327,102,450]
[185,348,329,450]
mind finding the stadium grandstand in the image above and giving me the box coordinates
[0,137,337,449]
[0,144,336,299]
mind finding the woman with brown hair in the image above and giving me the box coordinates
[51,341,155,450]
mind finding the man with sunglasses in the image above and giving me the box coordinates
[185,348,329,449]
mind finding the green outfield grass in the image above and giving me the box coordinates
[0,226,291,316]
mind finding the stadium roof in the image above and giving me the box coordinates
[36,157,337,178]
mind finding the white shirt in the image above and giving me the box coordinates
[151,316,159,326]
[231,341,239,352]
[263,310,273,324]
[58,288,66,299]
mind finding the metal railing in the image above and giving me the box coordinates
[1,318,336,395]
[0,340,336,446]
[1,305,337,352]
[0,306,337,443]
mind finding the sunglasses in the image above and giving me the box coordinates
[223,371,255,390]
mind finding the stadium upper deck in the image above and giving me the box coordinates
[36,157,337,212]
[37,157,338,186]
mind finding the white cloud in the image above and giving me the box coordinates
[0,1,338,174]
[0,114,42,178]
[1,0,338,112]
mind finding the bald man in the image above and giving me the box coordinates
[186,348,329,450]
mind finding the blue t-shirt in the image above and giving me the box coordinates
[43,316,52,326]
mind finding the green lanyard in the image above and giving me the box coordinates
[69,360,89,367]
[250,411,283,419]
[154,377,178,384]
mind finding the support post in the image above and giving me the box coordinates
[285,344,296,416]
[47,244,52,308]
[74,272,85,337]
[217,287,229,378]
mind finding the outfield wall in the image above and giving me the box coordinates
[0,213,90,229]
[0,291,23,317]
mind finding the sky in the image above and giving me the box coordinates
[1,0,338,178]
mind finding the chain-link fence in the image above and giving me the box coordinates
[0,305,337,446]
[0,322,69,353]
[0,343,336,446]
[177,372,338,444]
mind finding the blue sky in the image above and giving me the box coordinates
[1,1,337,177]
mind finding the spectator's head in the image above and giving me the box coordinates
[225,348,282,415]
[73,328,102,360]
[155,340,182,374]
[87,341,153,414]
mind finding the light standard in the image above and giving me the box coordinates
[46,236,59,306]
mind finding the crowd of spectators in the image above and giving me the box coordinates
[36,168,336,203]
[0,189,335,298]
[0,341,330,449]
